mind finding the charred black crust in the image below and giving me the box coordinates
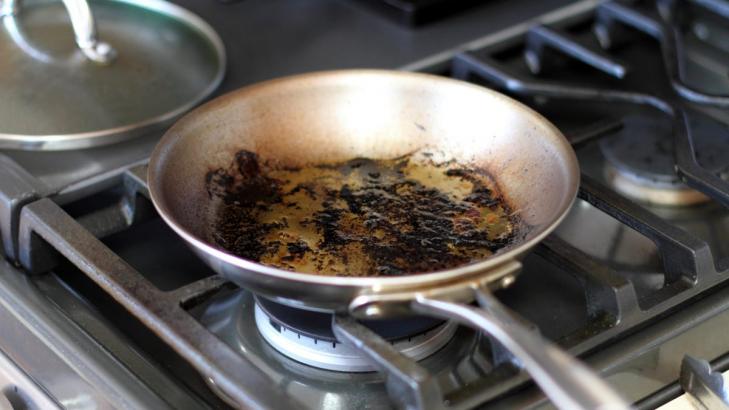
[206,150,518,277]
[235,150,261,178]
[205,168,234,199]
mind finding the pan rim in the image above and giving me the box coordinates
[148,69,580,288]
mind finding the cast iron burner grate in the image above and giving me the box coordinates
[1,0,729,408]
[441,0,729,208]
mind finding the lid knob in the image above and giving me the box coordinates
[1,0,116,64]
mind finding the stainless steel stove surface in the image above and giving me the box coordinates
[2,0,729,409]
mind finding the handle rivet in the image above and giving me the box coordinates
[500,275,516,288]
[365,305,383,317]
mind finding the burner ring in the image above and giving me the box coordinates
[256,296,444,342]
[598,115,726,206]
[254,304,457,372]
[604,163,709,206]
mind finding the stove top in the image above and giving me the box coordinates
[1,0,729,409]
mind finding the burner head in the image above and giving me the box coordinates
[599,116,729,206]
[254,297,457,372]
[603,162,709,206]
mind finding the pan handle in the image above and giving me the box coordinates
[412,286,630,410]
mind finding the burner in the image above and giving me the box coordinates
[603,162,709,206]
[600,115,729,206]
[254,298,457,372]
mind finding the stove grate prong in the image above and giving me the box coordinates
[538,236,640,324]
[680,355,729,409]
[14,198,299,409]
[673,109,729,209]
[452,46,729,210]
[596,1,729,107]
[579,174,715,286]
[171,275,232,309]
[333,315,446,410]
[525,24,629,78]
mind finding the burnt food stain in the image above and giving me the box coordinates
[207,149,518,277]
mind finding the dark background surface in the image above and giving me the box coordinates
[171,0,575,93]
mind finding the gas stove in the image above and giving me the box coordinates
[1,0,729,409]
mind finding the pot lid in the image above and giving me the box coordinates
[0,0,225,150]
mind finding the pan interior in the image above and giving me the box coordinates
[149,71,578,280]
[206,150,518,277]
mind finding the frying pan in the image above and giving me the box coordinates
[148,70,628,409]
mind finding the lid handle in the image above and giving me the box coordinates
[1,0,116,64]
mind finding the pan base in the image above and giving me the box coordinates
[254,303,457,372]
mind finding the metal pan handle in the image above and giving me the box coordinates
[1,0,116,63]
[412,285,630,410]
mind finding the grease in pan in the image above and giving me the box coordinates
[206,149,519,277]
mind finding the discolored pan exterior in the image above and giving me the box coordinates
[148,70,579,313]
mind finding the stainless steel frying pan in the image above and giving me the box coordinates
[148,70,629,410]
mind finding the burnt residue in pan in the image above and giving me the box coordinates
[206,149,519,277]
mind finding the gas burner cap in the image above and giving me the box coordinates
[254,302,457,372]
[599,115,723,206]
